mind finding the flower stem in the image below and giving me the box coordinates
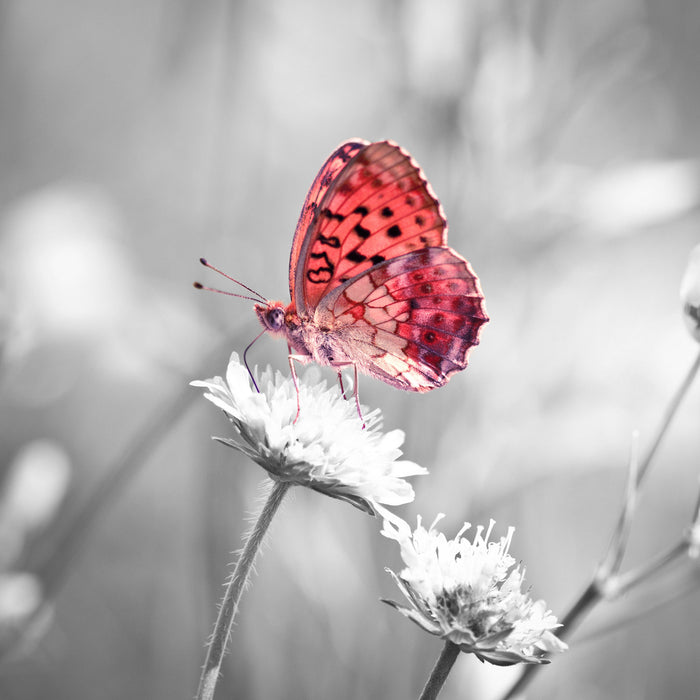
[418,641,461,700]
[196,479,291,700]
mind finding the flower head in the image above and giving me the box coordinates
[191,353,426,515]
[681,243,700,342]
[380,512,568,665]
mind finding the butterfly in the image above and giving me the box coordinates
[200,139,488,423]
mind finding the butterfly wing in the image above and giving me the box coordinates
[315,247,488,391]
[289,139,369,309]
[291,140,449,315]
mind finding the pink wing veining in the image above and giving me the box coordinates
[316,247,488,390]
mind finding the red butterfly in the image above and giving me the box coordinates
[200,140,488,422]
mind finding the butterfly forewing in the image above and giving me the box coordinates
[289,139,368,309]
[293,141,447,314]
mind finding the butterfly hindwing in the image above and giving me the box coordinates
[316,247,488,391]
[293,141,447,314]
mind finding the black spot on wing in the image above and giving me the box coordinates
[318,233,340,247]
[346,250,367,263]
[321,208,345,222]
[354,223,370,239]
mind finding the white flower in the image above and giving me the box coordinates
[191,353,427,515]
[380,511,568,665]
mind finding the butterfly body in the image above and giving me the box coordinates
[256,139,488,395]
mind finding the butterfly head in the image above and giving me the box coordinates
[255,301,288,335]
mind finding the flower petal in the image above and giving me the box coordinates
[193,354,426,514]
[381,513,567,666]
[380,598,442,636]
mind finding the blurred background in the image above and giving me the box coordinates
[0,0,699,698]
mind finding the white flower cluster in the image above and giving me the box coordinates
[381,512,568,665]
[192,354,426,514]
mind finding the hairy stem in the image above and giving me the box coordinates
[196,479,290,700]
[418,641,461,700]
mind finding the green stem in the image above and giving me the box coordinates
[418,641,461,700]
[196,479,290,700]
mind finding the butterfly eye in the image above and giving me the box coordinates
[267,307,285,330]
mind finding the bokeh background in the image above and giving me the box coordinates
[1,1,699,698]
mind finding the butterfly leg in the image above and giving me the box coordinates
[331,361,365,429]
[351,363,365,429]
[288,350,312,424]
[336,369,348,400]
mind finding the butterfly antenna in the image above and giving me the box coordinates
[243,329,267,393]
[192,281,262,302]
[199,258,267,302]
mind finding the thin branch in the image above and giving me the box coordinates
[636,349,700,485]
[611,541,688,598]
[598,431,640,579]
[607,475,700,599]
[500,348,700,700]
[578,567,700,643]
